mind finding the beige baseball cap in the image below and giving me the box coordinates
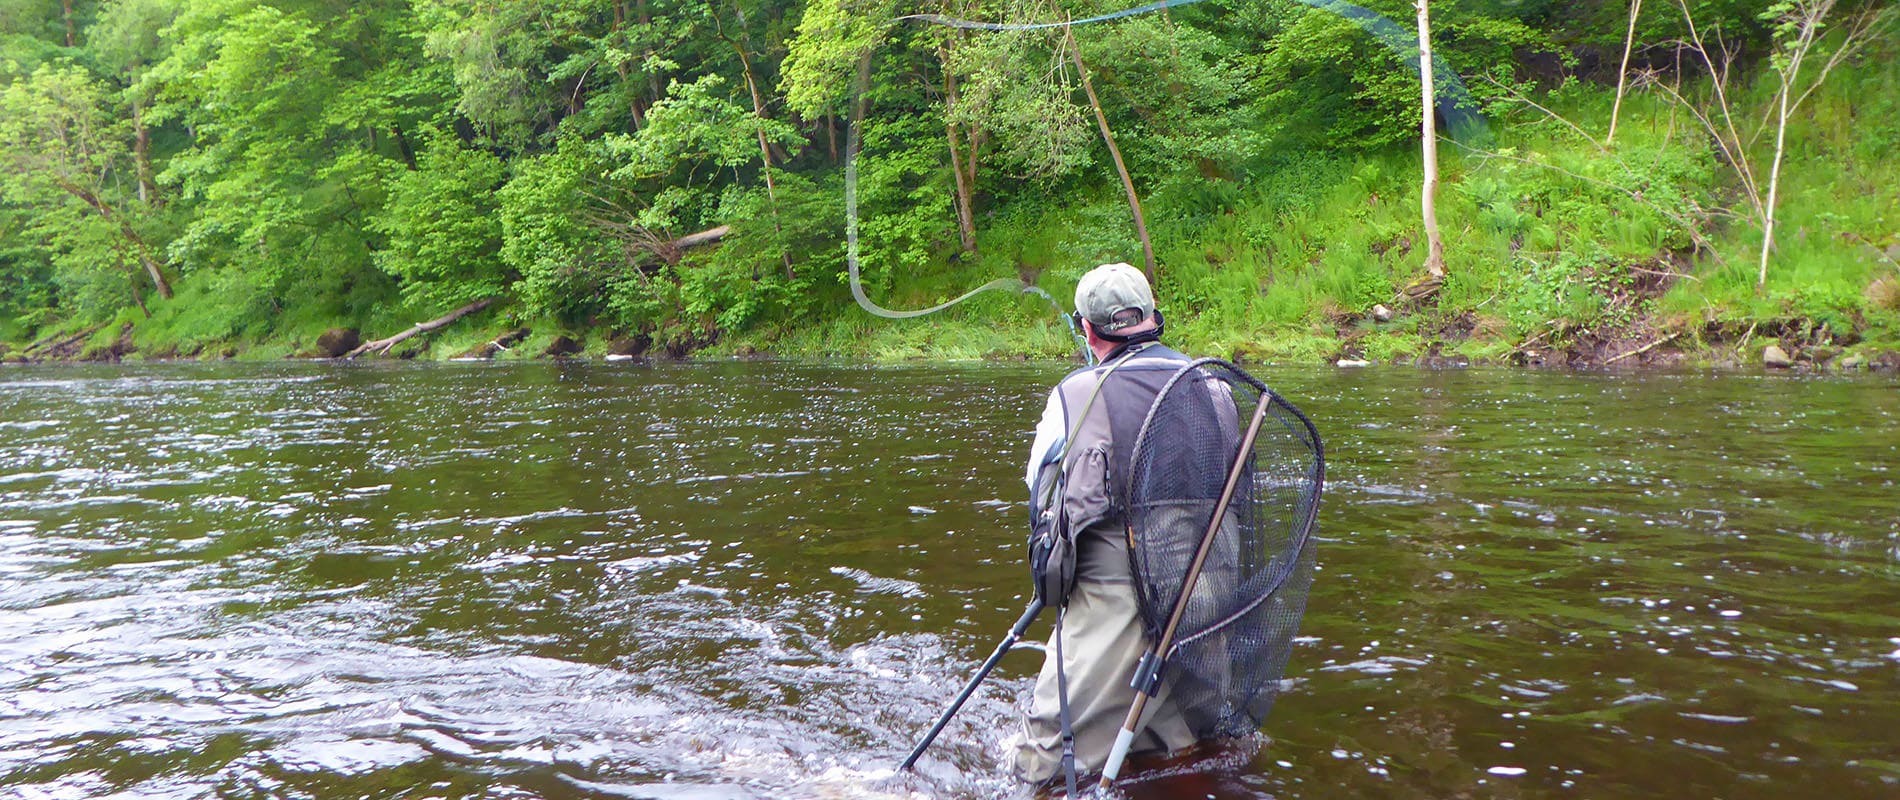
[1074,262,1154,332]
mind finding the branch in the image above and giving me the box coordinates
[1787,5,1893,115]
[1605,332,1681,364]
[1676,2,1762,209]
[670,224,730,249]
[1482,76,1605,151]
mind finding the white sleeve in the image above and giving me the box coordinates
[1026,388,1066,490]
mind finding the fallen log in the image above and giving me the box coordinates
[1604,332,1681,365]
[646,224,731,266]
[344,298,496,359]
[22,323,108,359]
[672,224,730,250]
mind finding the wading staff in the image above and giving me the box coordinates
[900,597,1046,770]
[1097,394,1274,788]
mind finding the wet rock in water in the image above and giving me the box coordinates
[1839,354,1866,370]
[1371,304,1395,323]
[315,328,361,358]
[608,334,650,358]
[1336,358,1371,368]
[456,327,531,360]
[543,335,583,357]
[1762,344,1792,368]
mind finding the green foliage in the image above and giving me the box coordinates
[780,0,890,119]
[0,0,1892,366]
[607,73,799,178]
[945,26,1094,180]
[499,139,619,325]
[0,60,169,326]
[371,129,509,308]
[848,110,956,297]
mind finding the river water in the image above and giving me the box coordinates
[0,361,1895,799]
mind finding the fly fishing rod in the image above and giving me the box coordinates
[1098,389,1275,788]
[899,597,1046,770]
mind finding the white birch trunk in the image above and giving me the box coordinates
[1417,0,1445,278]
[1609,0,1643,145]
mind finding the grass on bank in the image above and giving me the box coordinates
[740,53,1900,365]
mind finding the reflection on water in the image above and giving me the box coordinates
[0,362,1896,799]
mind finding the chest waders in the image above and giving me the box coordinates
[899,345,1151,796]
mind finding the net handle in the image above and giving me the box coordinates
[1099,390,1273,789]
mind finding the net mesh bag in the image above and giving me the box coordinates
[1124,358,1324,738]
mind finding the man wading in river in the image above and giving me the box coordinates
[1005,262,1202,783]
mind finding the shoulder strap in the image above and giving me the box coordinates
[1035,343,1155,514]
[1054,607,1079,798]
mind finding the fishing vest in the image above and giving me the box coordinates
[1032,343,1192,586]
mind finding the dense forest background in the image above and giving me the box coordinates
[1,0,1896,366]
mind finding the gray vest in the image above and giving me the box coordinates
[1032,343,1191,584]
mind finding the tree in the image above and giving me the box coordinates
[87,0,182,206]
[0,63,173,299]
[1607,0,1643,146]
[1062,19,1154,281]
[1415,0,1445,280]
[710,0,796,278]
[144,0,444,332]
[1649,0,1892,292]
[1752,0,1888,292]
[370,129,511,309]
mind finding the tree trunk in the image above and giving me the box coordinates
[1416,0,1446,279]
[136,250,171,299]
[734,44,795,280]
[638,0,664,112]
[130,263,152,319]
[1065,27,1156,282]
[942,59,978,254]
[612,1,642,133]
[671,225,731,250]
[345,298,496,358]
[63,181,173,298]
[61,0,76,47]
[390,124,418,169]
[1759,63,1793,293]
[1608,0,1643,145]
[132,100,156,205]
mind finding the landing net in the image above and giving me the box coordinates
[1124,359,1323,737]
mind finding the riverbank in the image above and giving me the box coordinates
[8,306,1899,373]
[7,62,1897,374]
